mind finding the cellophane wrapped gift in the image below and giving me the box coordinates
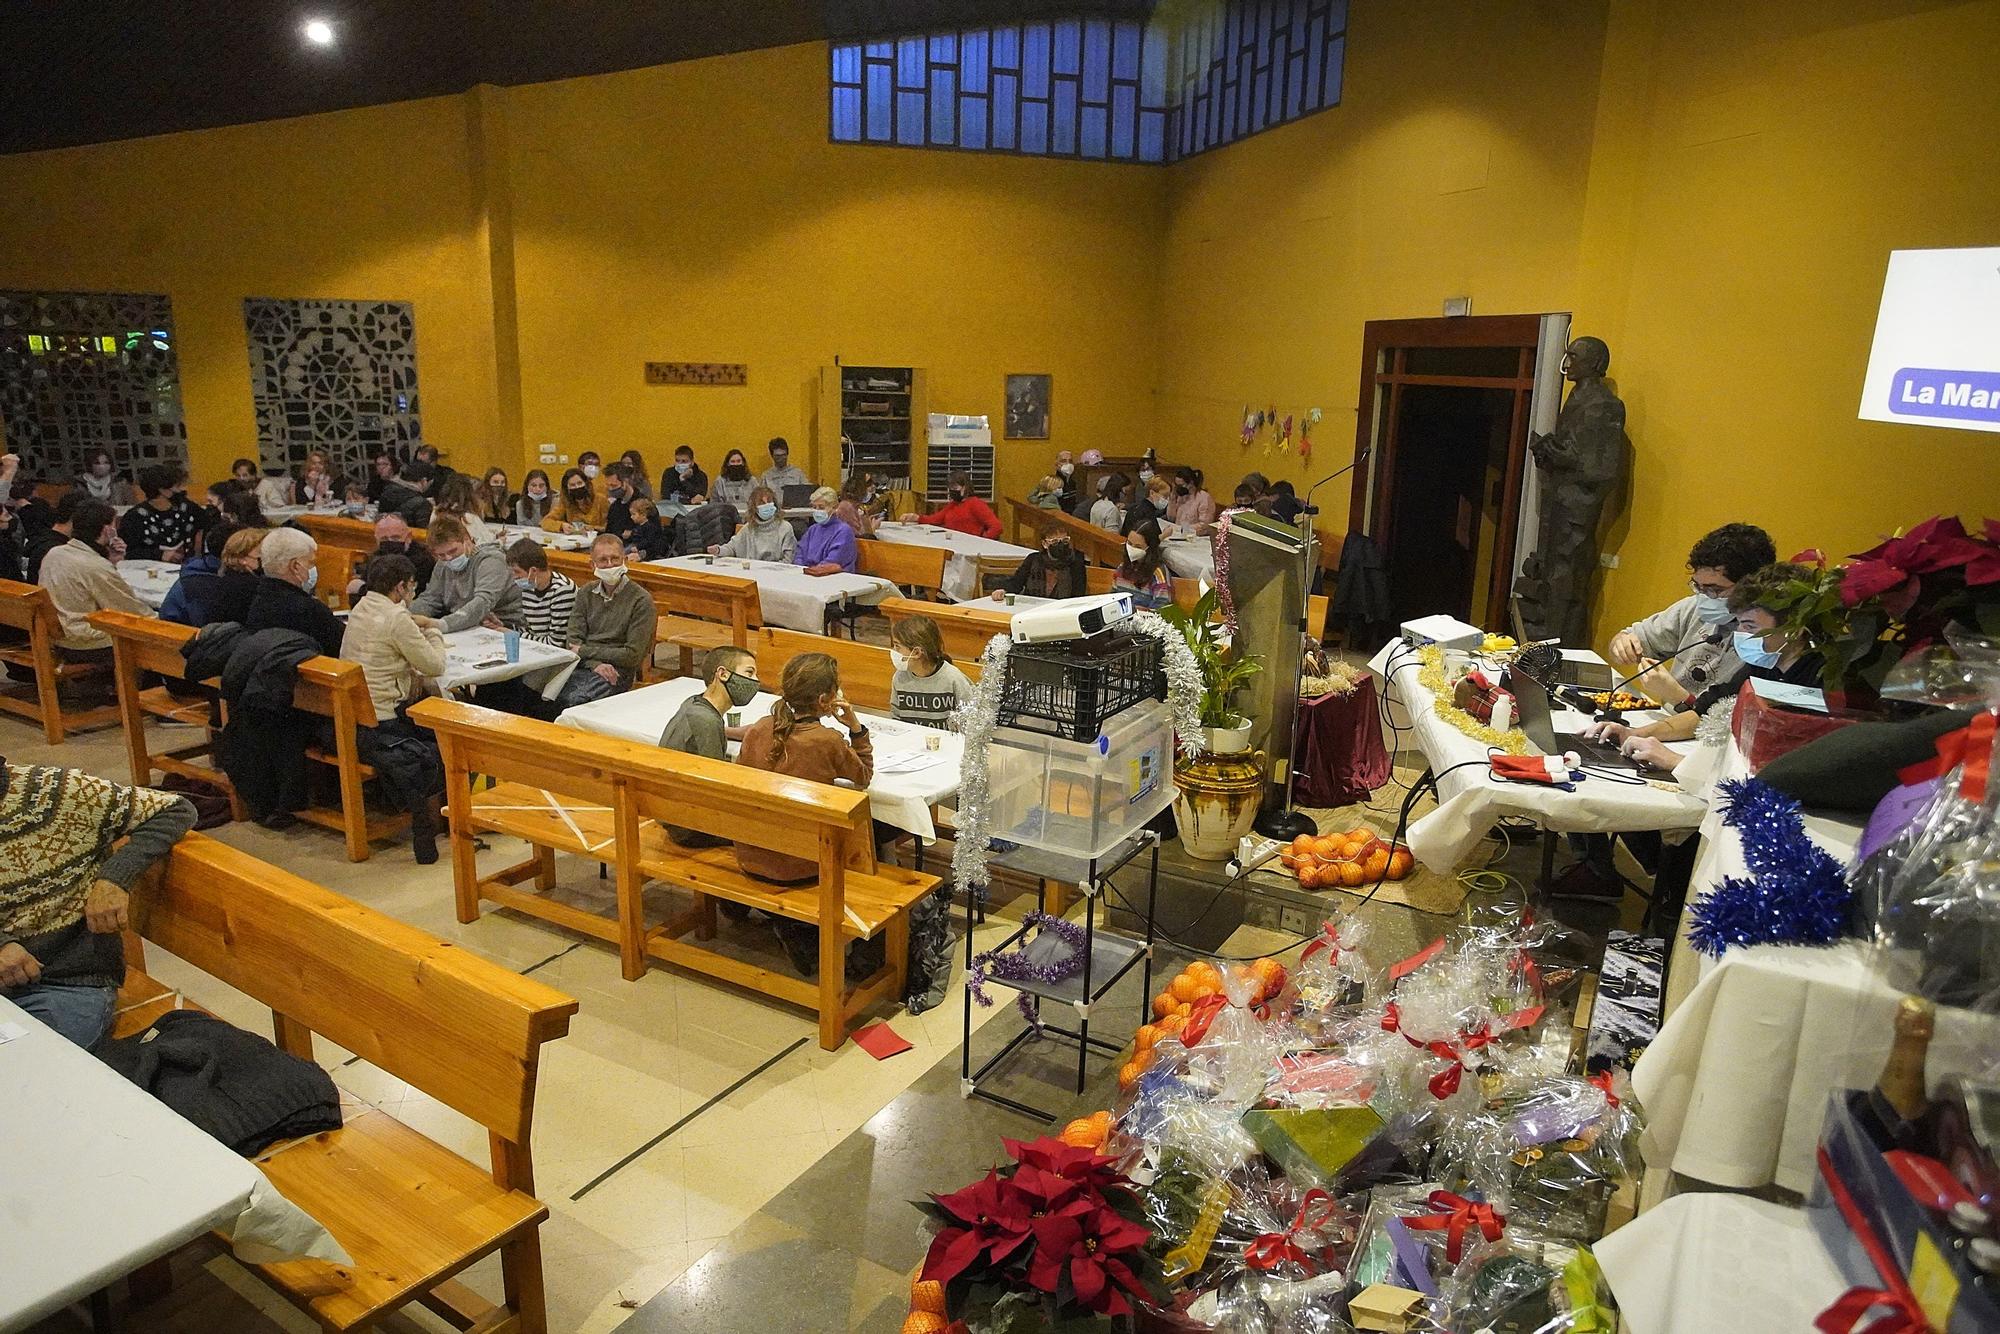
[1431,1077,1641,1242]
[1202,1179,1364,1334]
[1433,1228,1615,1334]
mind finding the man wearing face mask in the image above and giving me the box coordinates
[713,487,797,562]
[660,445,709,507]
[656,646,760,848]
[38,499,153,662]
[1608,523,1775,697]
[245,527,344,657]
[993,524,1089,601]
[901,470,1001,539]
[577,451,603,483]
[346,513,435,602]
[760,437,810,496]
[411,515,521,633]
[550,534,657,710]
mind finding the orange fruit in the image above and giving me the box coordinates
[1136,1023,1161,1052]
[1059,1118,1102,1148]
[904,1312,950,1334]
[1170,974,1202,1004]
[1348,826,1373,843]
[1279,851,1298,871]
[1296,864,1319,889]
[1151,992,1175,1019]
[1089,1109,1114,1130]
[1118,1060,1143,1092]
[1290,833,1315,856]
[1340,861,1368,888]
[1190,960,1222,986]
[1173,1001,1193,1020]
[1389,849,1414,880]
[1365,850,1391,880]
[1334,839,1361,861]
[910,1277,948,1316]
[1158,1012,1187,1036]
[1313,835,1341,859]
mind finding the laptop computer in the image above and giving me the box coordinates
[780,483,816,509]
[1506,669,1647,771]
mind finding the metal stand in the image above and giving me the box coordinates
[959,831,1160,1121]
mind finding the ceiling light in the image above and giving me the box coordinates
[301,18,336,47]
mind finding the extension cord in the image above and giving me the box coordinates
[1226,834,1284,879]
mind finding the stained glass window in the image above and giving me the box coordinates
[0,290,188,480]
[830,2,1345,164]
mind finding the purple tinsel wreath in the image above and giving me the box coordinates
[967,911,1089,1027]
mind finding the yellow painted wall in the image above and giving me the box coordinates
[1578,0,2000,641]
[0,96,505,487]
[502,41,1162,504]
[1155,1,1609,518]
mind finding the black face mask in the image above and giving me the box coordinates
[950,489,965,501]
[1176,483,1191,496]
[379,540,406,554]
[1047,540,1071,561]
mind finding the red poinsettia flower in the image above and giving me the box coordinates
[1024,1202,1154,1315]
[922,1169,1035,1284]
[1969,521,2000,586]
[1003,1137,1125,1192]
[1843,516,1990,606]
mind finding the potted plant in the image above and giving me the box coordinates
[1160,590,1261,753]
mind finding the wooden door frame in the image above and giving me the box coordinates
[1349,314,1542,628]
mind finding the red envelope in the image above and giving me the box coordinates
[852,1022,913,1060]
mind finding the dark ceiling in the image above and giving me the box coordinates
[0,0,1154,156]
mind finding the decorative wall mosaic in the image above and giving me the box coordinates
[244,297,421,478]
[0,289,188,480]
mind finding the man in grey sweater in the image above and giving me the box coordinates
[551,533,656,710]
[1607,523,1775,698]
[413,514,522,633]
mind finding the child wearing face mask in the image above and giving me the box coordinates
[515,470,554,526]
[1028,474,1066,509]
[888,617,973,730]
[1113,519,1173,609]
[713,487,797,562]
[901,470,1000,539]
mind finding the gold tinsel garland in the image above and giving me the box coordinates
[1414,645,1529,755]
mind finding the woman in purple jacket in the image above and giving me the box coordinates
[795,486,858,574]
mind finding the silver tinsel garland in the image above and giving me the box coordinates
[950,611,1205,903]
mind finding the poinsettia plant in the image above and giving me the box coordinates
[1773,516,2000,704]
[916,1136,1168,1332]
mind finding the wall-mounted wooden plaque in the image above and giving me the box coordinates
[644,361,747,386]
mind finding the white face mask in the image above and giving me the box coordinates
[889,649,909,673]
[581,463,600,479]
[1126,542,1146,562]
[595,564,626,585]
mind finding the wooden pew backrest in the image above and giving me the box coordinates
[132,832,578,1142]
[858,538,948,595]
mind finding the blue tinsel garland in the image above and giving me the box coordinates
[1688,778,1853,957]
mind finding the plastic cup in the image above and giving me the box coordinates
[503,630,521,663]
[925,733,942,752]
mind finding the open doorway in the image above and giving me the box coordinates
[1347,315,1548,629]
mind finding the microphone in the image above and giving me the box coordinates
[1593,623,1730,715]
[1298,446,1370,518]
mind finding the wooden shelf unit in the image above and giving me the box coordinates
[815,364,926,495]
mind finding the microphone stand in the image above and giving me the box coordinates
[1254,449,1370,842]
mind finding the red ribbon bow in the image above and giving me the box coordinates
[1814,1147,1931,1334]
[1401,1190,1505,1264]
[1380,1004,1496,1097]
[1588,1070,1621,1108]
[1300,922,1348,964]
[1896,707,1996,802]
[1244,1189,1339,1275]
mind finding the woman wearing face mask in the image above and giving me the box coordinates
[477,468,514,523]
[1113,519,1173,609]
[1168,467,1217,529]
[74,448,138,508]
[710,449,758,512]
[541,466,608,534]
[514,469,554,526]
[888,616,973,730]
[432,473,497,546]
[619,449,654,501]
[1607,523,1775,696]
[833,472,880,537]
[1027,473,1066,510]
[712,486,797,562]
[1122,476,1175,537]
[577,451,603,482]
[1585,562,1823,770]
[993,524,1089,601]
[296,451,336,509]
[795,486,858,575]
[902,471,1001,539]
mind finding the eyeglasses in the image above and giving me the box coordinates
[1687,577,1733,598]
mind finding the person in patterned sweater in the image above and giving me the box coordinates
[0,762,195,1048]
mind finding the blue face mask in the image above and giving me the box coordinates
[1693,592,1732,625]
[675,461,692,475]
[1733,628,1781,668]
[514,577,534,592]
[303,567,319,595]
[755,502,777,522]
[811,510,832,525]
[444,553,471,573]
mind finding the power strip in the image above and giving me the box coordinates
[1227,834,1284,879]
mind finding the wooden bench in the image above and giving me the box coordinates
[1004,499,1124,566]
[0,578,120,744]
[1003,495,1059,546]
[746,624,985,713]
[86,611,406,860]
[879,597,1012,665]
[547,551,761,681]
[119,831,577,1332]
[857,538,949,600]
[410,696,939,1049]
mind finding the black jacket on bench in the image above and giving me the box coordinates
[99,1009,342,1156]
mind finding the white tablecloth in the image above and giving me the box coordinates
[0,999,346,1330]
[1595,1192,1850,1334]
[492,524,590,552]
[437,627,578,698]
[646,555,895,633]
[1367,641,1705,870]
[116,559,180,609]
[558,677,962,839]
[1160,534,1215,582]
[875,524,1035,602]
[1634,749,2000,1194]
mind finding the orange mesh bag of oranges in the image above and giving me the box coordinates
[1275,825,1414,888]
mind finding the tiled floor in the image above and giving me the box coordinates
[16,690,1650,1333]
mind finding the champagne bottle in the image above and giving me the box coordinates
[1879,996,1937,1123]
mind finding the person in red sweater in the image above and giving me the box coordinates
[902,470,1001,539]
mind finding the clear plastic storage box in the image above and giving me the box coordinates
[984,699,1175,861]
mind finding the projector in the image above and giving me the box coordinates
[1010,593,1134,643]
[1399,613,1485,652]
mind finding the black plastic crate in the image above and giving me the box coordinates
[997,631,1165,741]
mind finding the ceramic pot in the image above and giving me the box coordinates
[1173,748,1267,861]
[1196,718,1254,754]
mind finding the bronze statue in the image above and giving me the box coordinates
[1515,336,1626,645]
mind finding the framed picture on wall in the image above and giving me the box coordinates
[1004,373,1051,440]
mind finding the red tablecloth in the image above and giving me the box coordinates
[1292,678,1391,806]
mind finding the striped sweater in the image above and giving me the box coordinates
[520,571,577,644]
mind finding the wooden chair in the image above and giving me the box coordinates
[858,538,949,600]
[0,577,120,744]
[411,697,939,1049]
[87,611,242,820]
[879,596,1012,664]
[122,832,578,1333]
